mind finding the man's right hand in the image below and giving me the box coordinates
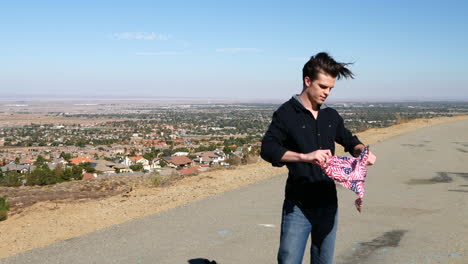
[300,149,332,165]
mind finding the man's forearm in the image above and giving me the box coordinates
[281,149,332,164]
[282,145,365,160]
[280,151,304,162]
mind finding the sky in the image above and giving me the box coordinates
[1,0,467,101]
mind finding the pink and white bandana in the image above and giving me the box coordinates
[318,146,370,212]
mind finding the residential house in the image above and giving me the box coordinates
[109,147,125,156]
[162,156,192,169]
[1,164,35,174]
[48,158,69,170]
[123,156,149,167]
[50,158,68,165]
[172,152,189,156]
[194,150,226,165]
[122,156,152,171]
[90,160,132,174]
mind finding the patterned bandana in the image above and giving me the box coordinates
[318,146,370,212]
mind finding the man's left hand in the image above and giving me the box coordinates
[354,144,377,166]
[367,151,376,166]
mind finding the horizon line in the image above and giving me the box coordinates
[1,95,468,104]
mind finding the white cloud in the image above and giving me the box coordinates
[113,32,172,40]
[215,48,262,53]
[135,51,183,56]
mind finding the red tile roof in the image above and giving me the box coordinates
[129,156,145,162]
[163,156,192,166]
[82,172,97,180]
[69,157,94,165]
[179,166,201,176]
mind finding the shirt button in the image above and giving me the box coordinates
[318,134,320,136]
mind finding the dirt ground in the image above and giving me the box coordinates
[0,115,467,258]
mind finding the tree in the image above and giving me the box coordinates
[143,152,156,161]
[129,163,144,172]
[0,196,10,221]
[78,162,96,173]
[26,166,56,186]
[71,166,83,180]
[53,163,64,182]
[34,155,47,167]
[208,144,217,151]
[1,171,22,187]
[162,149,173,157]
[60,152,73,161]
[159,159,167,168]
[61,167,74,181]
[75,138,87,147]
[223,146,235,155]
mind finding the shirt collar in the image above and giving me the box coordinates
[292,94,328,110]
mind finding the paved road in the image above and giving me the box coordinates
[1,120,467,264]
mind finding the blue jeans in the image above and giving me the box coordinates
[277,199,338,264]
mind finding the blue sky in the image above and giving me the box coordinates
[1,0,467,101]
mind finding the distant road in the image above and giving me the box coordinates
[1,120,467,264]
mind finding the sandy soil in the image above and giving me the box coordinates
[0,115,467,258]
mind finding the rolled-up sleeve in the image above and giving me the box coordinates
[335,115,363,156]
[260,112,289,167]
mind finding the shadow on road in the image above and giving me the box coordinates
[337,230,407,264]
[188,258,218,264]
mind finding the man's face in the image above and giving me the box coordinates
[303,72,336,105]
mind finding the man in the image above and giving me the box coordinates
[260,52,376,264]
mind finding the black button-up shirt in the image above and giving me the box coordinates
[261,97,362,207]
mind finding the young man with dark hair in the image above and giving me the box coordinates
[261,52,376,264]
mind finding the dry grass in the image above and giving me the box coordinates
[0,170,204,217]
[0,177,137,216]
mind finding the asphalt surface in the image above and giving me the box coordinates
[1,120,467,264]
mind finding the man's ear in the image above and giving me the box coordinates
[304,76,312,88]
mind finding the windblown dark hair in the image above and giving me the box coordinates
[302,52,354,85]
